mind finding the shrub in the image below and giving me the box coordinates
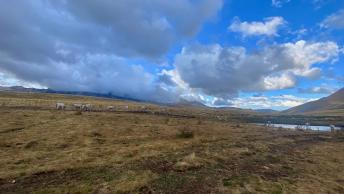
[75,110,82,115]
[24,140,39,149]
[177,129,194,139]
[90,131,102,137]
[197,119,202,125]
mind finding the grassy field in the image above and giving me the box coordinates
[0,91,343,193]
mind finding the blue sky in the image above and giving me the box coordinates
[0,0,343,110]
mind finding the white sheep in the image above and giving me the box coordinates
[73,104,82,110]
[107,106,115,111]
[56,102,65,110]
[82,104,92,111]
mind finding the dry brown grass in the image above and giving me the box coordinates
[0,91,343,193]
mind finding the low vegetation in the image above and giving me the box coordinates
[74,110,83,115]
[176,128,194,139]
[0,91,343,193]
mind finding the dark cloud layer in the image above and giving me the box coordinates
[57,0,223,58]
[0,0,222,102]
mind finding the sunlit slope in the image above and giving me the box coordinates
[283,88,344,116]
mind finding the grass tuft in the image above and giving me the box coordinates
[176,129,194,139]
[24,141,39,149]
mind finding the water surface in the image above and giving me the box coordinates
[255,123,340,131]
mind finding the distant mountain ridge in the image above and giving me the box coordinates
[5,85,340,116]
[0,86,143,102]
[0,86,263,113]
[283,88,344,116]
[254,109,279,114]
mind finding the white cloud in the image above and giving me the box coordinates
[229,17,286,37]
[171,92,317,110]
[272,0,291,8]
[272,0,331,9]
[0,71,46,89]
[312,0,331,10]
[290,28,308,39]
[321,9,344,29]
[163,40,340,100]
[230,95,316,110]
[298,86,337,94]
[283,40,340,67]
[0,52,180,103]
[263,73,296,90]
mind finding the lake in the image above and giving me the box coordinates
[255,123,341,131]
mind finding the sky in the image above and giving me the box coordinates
[0,0,343,110]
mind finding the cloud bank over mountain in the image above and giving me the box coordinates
[0,0,343,109]
[0,0,222,103]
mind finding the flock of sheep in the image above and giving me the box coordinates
[55,102,133,111]
[56,102,343,133]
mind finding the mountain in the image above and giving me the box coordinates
[0,86,142,102]
[0,86,41,92]
[254,109,279,114]
[283,88,344,116]
[169,99,206,108]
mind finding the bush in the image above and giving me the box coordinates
[177,129,194,139]
[90,131,102,137]
[75,110,82,115]
[197,119,202,125]
[24,140,39,149]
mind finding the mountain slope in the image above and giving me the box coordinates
[0,86,144,102]
[283,88,344,116]
[254,109,279,114]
